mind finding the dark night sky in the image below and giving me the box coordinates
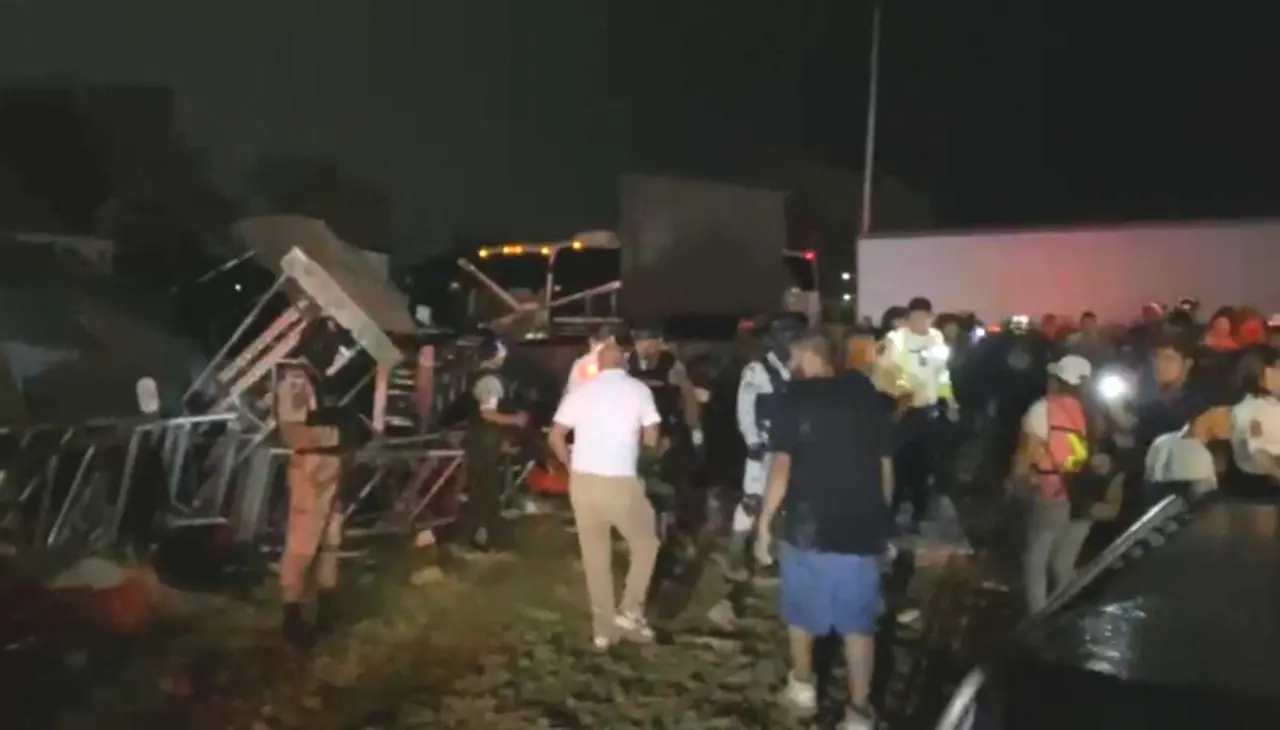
[0,0,1277,259]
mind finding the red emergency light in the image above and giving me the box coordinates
[803,250,816,261]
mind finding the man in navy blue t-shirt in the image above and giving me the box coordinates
[755,332,895,729]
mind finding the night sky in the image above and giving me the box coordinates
[0,0,1276,261]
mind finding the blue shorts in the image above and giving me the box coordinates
[779,543,882,637]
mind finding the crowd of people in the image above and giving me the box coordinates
[268,296,1279,728]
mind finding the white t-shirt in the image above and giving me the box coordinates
[1022,398,1050,439]
[1145,430,1217,495]
[553,369,661,477]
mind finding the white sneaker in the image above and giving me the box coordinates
[780,673,818,717]
[837,705,876,730]
[613,612,655,643]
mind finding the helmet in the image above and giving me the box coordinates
[764,313,807,358]
[630,322,664,342]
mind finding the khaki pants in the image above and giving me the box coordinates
[280,455,343,604]
[569,471,660,637]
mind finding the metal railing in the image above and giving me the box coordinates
[934,493,1190,730]
[0,411,468,572]
[0,414,238,565]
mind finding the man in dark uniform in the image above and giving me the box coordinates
[458,333,529,553]
[629,325,703,452]
[628,324,703,534]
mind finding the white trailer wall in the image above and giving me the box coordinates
[857,220,1280,323]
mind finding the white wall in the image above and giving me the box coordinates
[858,220,1280,322]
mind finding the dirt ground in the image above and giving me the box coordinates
[33,516,982,730]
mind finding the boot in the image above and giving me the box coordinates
[314,590,339,636]
[282,603,312,649]
[717,532,751,583]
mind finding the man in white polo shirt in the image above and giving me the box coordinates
[564,324,620,394]
[549,340,662,649]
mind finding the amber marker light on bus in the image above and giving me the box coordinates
[571,240,584,250]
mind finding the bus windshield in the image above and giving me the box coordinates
[550,247,621,317]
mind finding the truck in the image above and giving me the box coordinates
[856,219,1280,324]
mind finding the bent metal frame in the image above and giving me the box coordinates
[0,216,471,571]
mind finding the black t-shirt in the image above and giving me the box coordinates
[773,372,895,556]
[1133,384,1207,455]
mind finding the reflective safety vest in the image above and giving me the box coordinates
[878,327,954,406]
[1033,394,1089,500]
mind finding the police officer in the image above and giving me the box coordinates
[628,325,704,532]
[628,324,703,455]
[876,297,956,532]
[727,313,805,578]
[275,356,347,649]
[459,332,529,554]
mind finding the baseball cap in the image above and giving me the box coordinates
[1047,354,1092,386]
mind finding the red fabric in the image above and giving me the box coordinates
[528,464,569,495]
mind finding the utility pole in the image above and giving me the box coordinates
[858,0,883,238]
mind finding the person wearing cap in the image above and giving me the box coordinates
[275,356,346,648]
[1227,345,1280,496]
[727,313,805,579]
[1012,353,1093,612]
[458,334,529,554]
[628,324,703,453]
[565,323,621,394]
[875,296,956,532]
[627,324,703,539]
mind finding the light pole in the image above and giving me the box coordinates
[858,0,883,238]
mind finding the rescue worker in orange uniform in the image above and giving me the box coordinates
[275,358,345,648]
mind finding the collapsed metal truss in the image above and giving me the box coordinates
[0,216,478,574]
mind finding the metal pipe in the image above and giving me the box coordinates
[859,0,883,238]
[186,273,288,401]
[456,258,524,313]
[193,250,254,285]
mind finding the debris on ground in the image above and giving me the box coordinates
[2,514,995,730]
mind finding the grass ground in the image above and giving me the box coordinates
[36,516,983,730]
